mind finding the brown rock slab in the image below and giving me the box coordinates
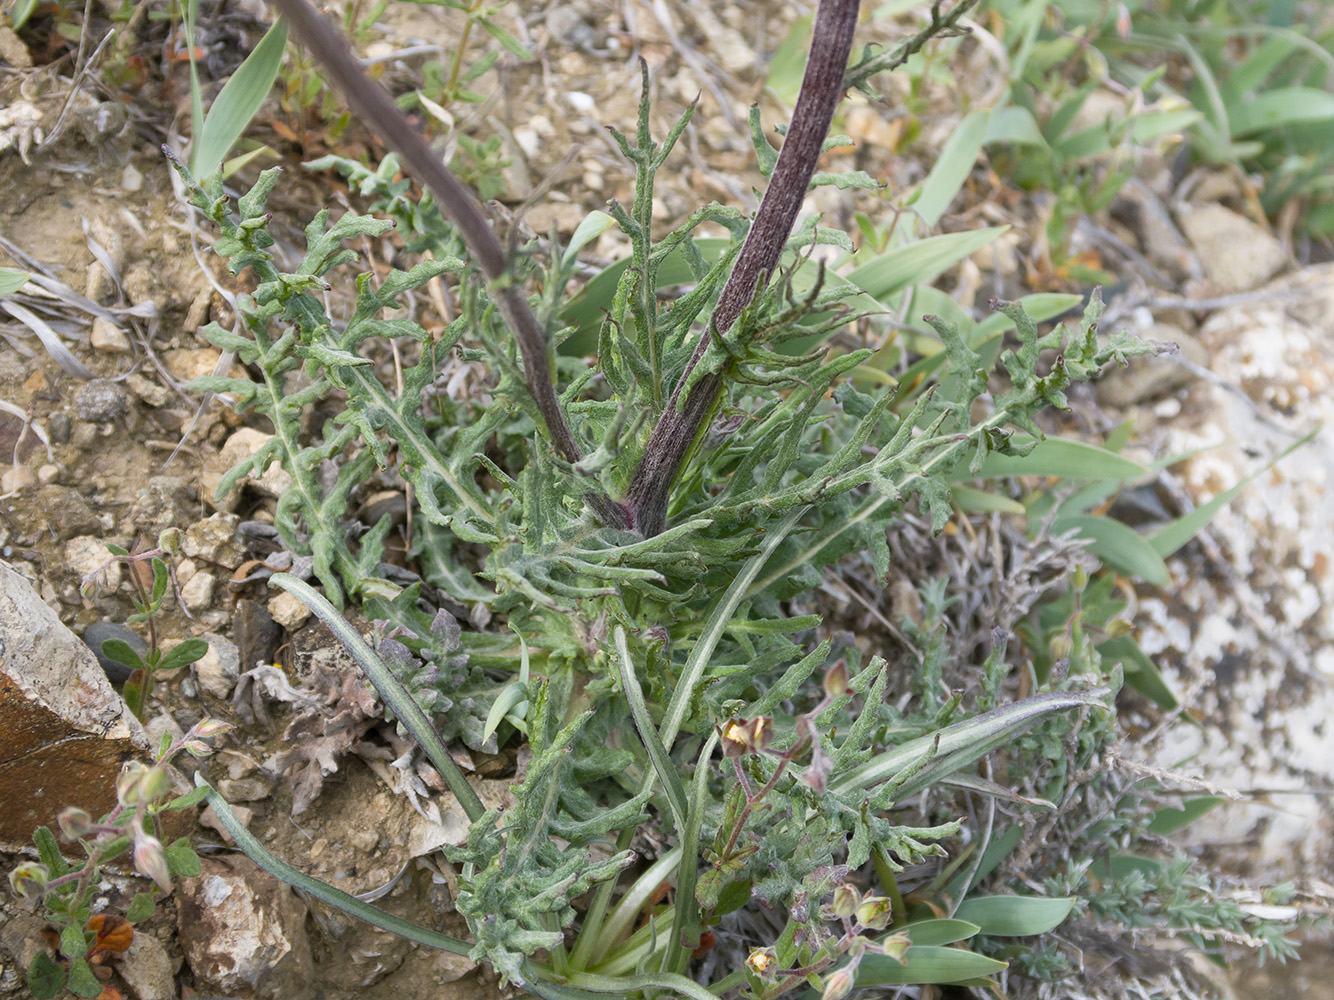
[175,854,314,1000]
[0,560,151,848]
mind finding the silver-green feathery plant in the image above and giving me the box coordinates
[160,0,1291,996]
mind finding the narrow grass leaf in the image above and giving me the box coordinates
[7,0,38,28]
[850,946,1007,986]
[193,19,288,180]
[971,437,1148,480]
[946,824,1022,900]
[1229,86,1334,136]
[765,15,813,105]
[482,681,528,744]
[477,17,532,59]
[849,227,1007,304]
[949,484,1025,515]
[1056,514,1170,585]
[832,691,1105,799]
[903,919,981,946]
[912,109,990,228]
[614,626,690,836]
[1147,796,1226,835]
[559,970,722,1000]
[984,105,1046,146]
[195,774,475,956]
[592,846,684,958]
[1150,427,1317,558]
[954,895,1074,936]
[658,507,806,748]
[563,211,616,265]
[1099,635,1178,710]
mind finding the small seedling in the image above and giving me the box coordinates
[9,720,231,1000]
[85,530,209,721]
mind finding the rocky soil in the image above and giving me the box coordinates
[1,0,1332,997]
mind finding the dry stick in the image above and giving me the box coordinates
[267,0,630,529]
[622,0,862,537]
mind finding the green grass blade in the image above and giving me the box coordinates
[971,437,1148,480]
[561,239,881,348]
[0,267,29,295]
[195,774,474,956]
[1055,514,1170,585]
[1150,427,1318,558]
[902,918,982,946]
[831,691,1105,800]
[592,846,684,959]
[848,227,1007,304]
[1099,636,1178,710]
[665,730,719,976]
[482,680,528,744]
[912,109,990,228]
[1148,796,1227,835]
[1228,86,1334,136]
[849,946,1007,986]
[949,484,1026,515]
[6,0,38,29]
[614,626,690,836]
[194,19,288,180]
[764,14,813,105]
[558,970,722,1000]
[563,210,616,266]
[953,895,1075,936]
[658,506,806,748]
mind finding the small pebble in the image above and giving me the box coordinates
[192,632,239,698]
[90,317,131,354]
[36,464,60,485]
[74,379,129,423]
[2,465,33,493]
[125,373,170,407]
[183,514,242,567]
[218,777,272,802]
[47,411,72,443]
[180,570,216,613]
[567,91,595,113]
[43,485,103,539]
[120,162,143,192]
[268,590,311,629]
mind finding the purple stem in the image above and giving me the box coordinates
[622,0,862,536]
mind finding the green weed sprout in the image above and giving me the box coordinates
[83,532,209,722]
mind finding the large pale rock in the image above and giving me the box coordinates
[1130,263,1334,877]
[176,854,313,1000]
[0,561,150,847]
[1177,203,1287,294]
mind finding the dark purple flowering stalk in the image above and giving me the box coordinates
[623,0,862,535]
